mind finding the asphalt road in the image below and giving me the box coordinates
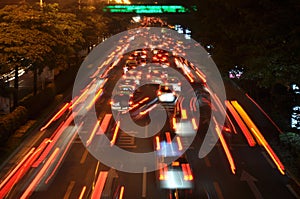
[0,47,299,199]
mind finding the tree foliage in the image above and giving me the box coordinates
[188,0,300,88]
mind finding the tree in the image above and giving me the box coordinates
[0,3,86,108]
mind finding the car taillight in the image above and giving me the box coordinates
[182,164,193,181]
[159,164,168,180]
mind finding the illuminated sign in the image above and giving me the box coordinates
[103,4,193,14]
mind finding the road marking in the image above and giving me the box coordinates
[213,181,224,199]
[286,184,300,199]
[63,180,75,199]
[204,157,211,167]
[142,167,147,198]
[240,170,263,199]
[80,149,89,164]
[261,151,275,168]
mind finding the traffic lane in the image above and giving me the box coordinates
[224,80,281,139]
[186,145,254,199]
[230,145,294,199]
[187,127,295,199]
[29,136,98,199]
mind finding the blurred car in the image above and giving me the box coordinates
[154,131,183,157]
[157,85,177,103]
[116,84,135,96]
[110,93,132,111]
[171,103,198,137]
[157,155,194,190]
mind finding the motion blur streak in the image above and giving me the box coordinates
[225,101,256,147]
[31,138,51,168]
[166,132,172,143]
[91,171,108,199]
[86,89,103,110]
[251,128,285,175]
[86,120,101,147]
[195,70,206,83]
[33,114,74,167]
[110,121,120,146]
[45,126,79,184]
[155,136,160,150]
[213,117,236,174]
[20,148,60,199]
[40,103,70,131]
[245,93,282,133]
[119,186,125,199]
[231,101,285,174]
[191,118,198,130]
[97,114,112,135]
[0,148,35,198]
[69,88,89,110]
[176,137,183,151]
[78,186,86,199]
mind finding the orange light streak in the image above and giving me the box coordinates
[86,120,101,147]
[32,114,74,168]
[155,136,160,150]
[45,127,79,184]
[20,148,60,199]
[195,70,207,83]
[231,100,285,174]
[0,148,35,198]
[172,117,176,130]
[110,121,120,146]
[185,72,194,83]
[86,89,103,110]
[186,164,193,180]
[225,101,256,147]
[213,117,236,174]
[165,132,171,143]
[195,67,206,78]
[181,164,189,180]
[191,118,198,130]
[189,98,193,111]
[78,186,86,199]
[97,114,112,135]
[176,137,183,151]
[91,171,108,199]
[140,104,157,115]
[251,128,285,175]
[119,186,125,199]
[192,97,197,112]
[69,88,89,110]
[40,103,70,131]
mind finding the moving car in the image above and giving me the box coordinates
[157,85,177,103]
[110,93,132,111]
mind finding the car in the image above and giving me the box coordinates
[116,84,135,96]
[154,131,183,157]
[110,93,132,111]
[157,85,177,103]
[157,155,194,190]
[171,103,198,137]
